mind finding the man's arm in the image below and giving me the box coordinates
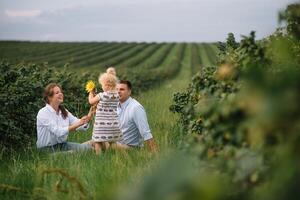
[133,105,157,152]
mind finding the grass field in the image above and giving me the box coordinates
[2,3,299,199]
[0,42,216,199]
[0,42,218,199]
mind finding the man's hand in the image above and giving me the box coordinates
[145,138,158,153]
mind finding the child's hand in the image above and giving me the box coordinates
[89,90,96,98]
[85,80,96,93]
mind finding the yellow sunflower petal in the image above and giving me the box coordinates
[85,80,95,93]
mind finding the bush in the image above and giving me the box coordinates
[169,3,300,199]
[0,61,92,151]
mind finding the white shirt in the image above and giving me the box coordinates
[36,104,89,148]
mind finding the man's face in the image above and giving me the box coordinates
[117,83,131,103]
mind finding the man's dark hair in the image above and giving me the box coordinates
[119,80,132,90]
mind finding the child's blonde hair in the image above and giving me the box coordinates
[106,67,116,76]
[99,72,117,90]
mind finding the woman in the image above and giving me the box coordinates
[36,83,92,152]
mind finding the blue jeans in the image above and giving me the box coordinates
[39,142,92,153]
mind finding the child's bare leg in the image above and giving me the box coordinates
[82,139,94,148]
[115,142,130,150]
[103,142,110,150]
[110,142,117,150]
[109,142,113,149]
[95,142,102,155]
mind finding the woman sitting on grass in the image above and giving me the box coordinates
[36,83,92,152]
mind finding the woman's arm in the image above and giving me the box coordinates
[68,116,88,132]
[68,112,90,131]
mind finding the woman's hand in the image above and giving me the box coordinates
[80,115,90,124]
[68,115,90,132]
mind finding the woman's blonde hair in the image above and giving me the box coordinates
[99,72,117,90]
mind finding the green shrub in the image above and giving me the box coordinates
[0,61,92,151]
[169,3,300,198]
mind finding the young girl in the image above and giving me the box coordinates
[88,71,122,155]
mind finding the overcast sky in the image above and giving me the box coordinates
[0,0,297,42]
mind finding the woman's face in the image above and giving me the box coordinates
[49,86,64,105]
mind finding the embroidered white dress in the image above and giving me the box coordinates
[92,91,122,142]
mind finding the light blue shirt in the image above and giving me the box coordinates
[36,104,89,148]
[117,97,153,147]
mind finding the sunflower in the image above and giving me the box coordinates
[85,80,96,93]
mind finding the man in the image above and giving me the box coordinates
[116,80,157,152]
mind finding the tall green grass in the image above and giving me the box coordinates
[0,44,193,199]
[0,42,219,199]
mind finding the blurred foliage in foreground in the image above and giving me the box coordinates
[1,3,299,200]
[166,3,300,200]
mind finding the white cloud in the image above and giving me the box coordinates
[5,9,41,18]
[0,0,298,42]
